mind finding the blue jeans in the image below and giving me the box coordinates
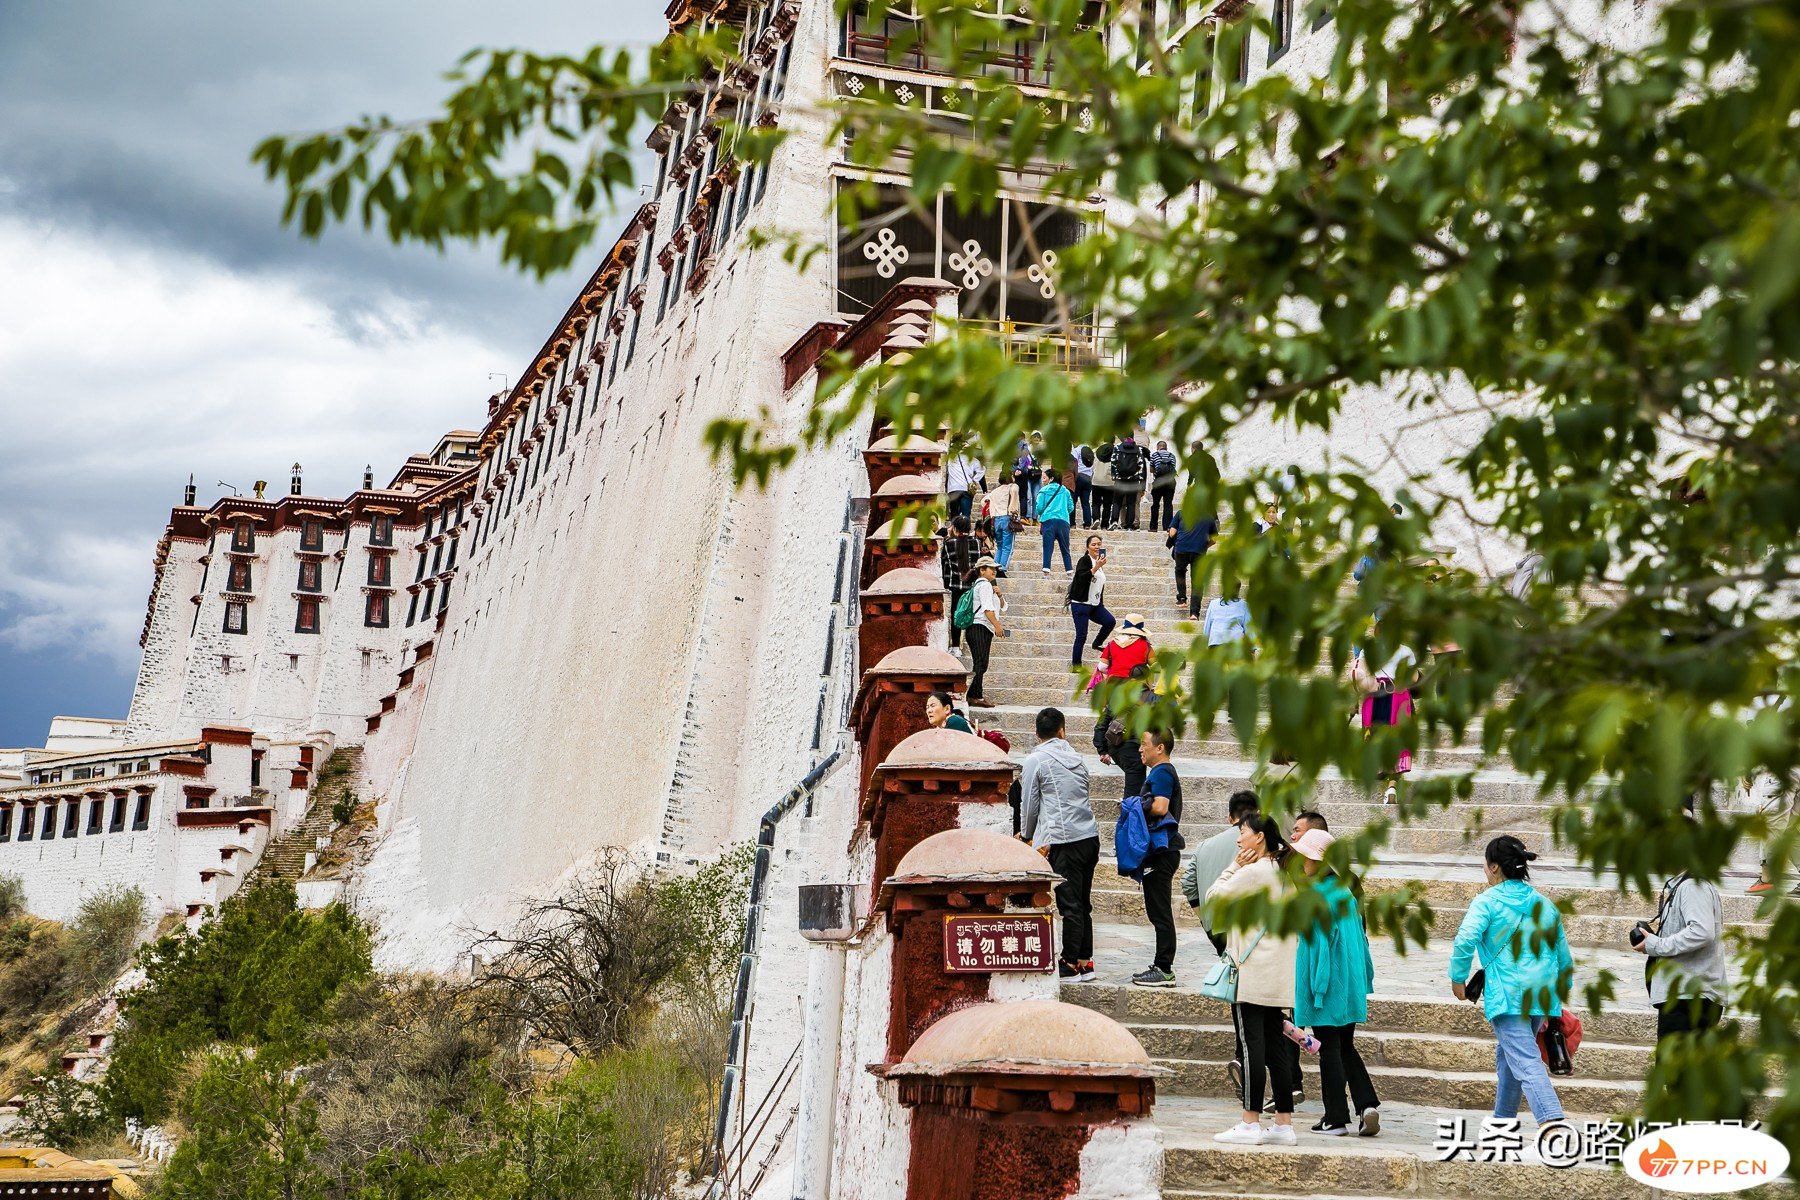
[1491,1015,1564,1122]
[1021,476,1039,520]
[992,516,1016,570]
[1074,477,1093,525]
[1041,519,1071,571]
[1071,602,1115,666]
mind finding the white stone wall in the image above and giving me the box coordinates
[0,780,183,922]
[353,0,852,967]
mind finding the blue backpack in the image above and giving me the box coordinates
[1115,794,1152,879]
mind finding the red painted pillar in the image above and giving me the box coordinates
[864,518,937,589]
[851,647,967,821]
[859,568,948,666]
[864,435,945,494]
[871,473,943,530]
[883,1000,1163,1200]
[863,729,1015,897]
[879,828,1056,1062]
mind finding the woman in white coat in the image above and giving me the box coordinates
[1206,813,1302,1145]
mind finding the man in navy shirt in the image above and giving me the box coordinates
[1168,511,1220,619]
[1131,728,1185,987]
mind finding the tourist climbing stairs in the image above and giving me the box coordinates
[968,526,1783,1199]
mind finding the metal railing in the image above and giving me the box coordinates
[958,317,1126,371]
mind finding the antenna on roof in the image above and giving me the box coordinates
[217,480,240,497]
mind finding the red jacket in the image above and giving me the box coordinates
[1099,637,1151,679]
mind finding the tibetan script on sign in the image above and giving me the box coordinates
[942,914,1054,973]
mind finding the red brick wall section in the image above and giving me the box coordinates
[875,796,962,895]
[887,910,991,1061]
[859,602,944,671]
[905,1106,1087,1200]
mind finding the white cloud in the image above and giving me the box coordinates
[0,212,506,670]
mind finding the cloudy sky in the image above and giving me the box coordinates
[0,1,667,746]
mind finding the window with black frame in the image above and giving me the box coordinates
[836,182,1088,326]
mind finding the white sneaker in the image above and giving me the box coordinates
[1213,1122,1264,1145]
[1263,1125,1299,1147]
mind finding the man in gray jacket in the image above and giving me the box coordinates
[1633,870,1728,1038]
[1019,707,1098,982]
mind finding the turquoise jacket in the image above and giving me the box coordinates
[1294,874,1374,1028]
[1036,482,1075,523]
[1448,879,1574,1020]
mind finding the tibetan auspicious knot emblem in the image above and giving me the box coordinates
[863,227,910,278]
[943,914,1054,973]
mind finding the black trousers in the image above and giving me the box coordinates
[1656,996,1722,1038]
[1235,1002,1302,1115]
[1139,847,1180,972]
[1094,486,1115,528]
[1105,733,1146,801]
[948,587,970,647]
[1117,488,1141,529]
[1150,483,1176,530]
[1173,550,1202,616]
[1048,837,1100,964]
[964,624,994,700]
[1316,1023,1380,1127]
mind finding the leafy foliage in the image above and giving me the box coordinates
[102,883,372,1124]
[13,1073,110,1150]
[257,0,1800,1152]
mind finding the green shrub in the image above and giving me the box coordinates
[330,792,357,826]
[64,885,145,995]
[0,873,25,923]
[14,1072,110,1149]
[102,882,371,1124]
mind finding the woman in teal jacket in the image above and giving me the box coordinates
[1292,828,1380,1138]
[1449,836,1573,1128]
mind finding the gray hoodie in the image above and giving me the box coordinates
[1643,875,1728,1007]
[1018,738,1095,849]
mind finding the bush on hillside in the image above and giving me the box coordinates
[472,845,753,1058]
[14,1072,110,1150]
[102,882,371,1124]
[0,874,25,923]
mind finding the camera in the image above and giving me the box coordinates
[1630,920,1654,947]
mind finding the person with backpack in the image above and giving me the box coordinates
[1091,616,1153,805]
[1071,445,1096,528]
[1129,729,1185,987]
[1036,467,1076,575]
[1067,534,1114,667]
[1019,707,1098,982]
[1091,442,1117,530]
[960,556,1008,708]
[1292,827,1381,1138]
[1148,440,1179,530]
[1449,835,1574,1136]
[984,469,1022,574]
[1110,435,1146,530]
[1207,813,1302,1144]
[939,515,983,651]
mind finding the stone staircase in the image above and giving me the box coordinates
[246,747,360,885]
[969,527,1784,1198]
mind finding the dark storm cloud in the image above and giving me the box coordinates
[0,0,670,745]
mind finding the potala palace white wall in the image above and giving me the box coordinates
[351,0,850,968]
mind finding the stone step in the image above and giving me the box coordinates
[1089,865,1766,924]
[1151,1094,1756,1200]
[1155,1057,1642,1112]
[1131,1023,1654,1081]
[1067,985,1671,1046]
